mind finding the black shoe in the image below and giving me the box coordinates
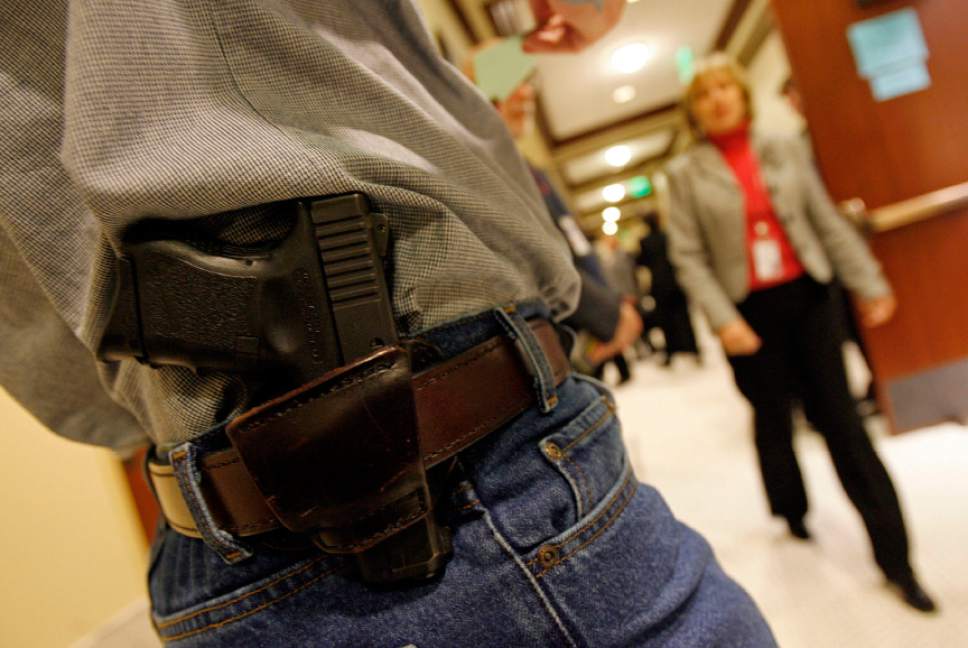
[785,517,811,540]
[889,575,938,613]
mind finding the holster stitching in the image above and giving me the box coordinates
[235,359,397,435]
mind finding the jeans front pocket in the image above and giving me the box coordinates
[538,394,624,522]
[150,531,342,645]
[521,375,636,580]
[459,375,629,555]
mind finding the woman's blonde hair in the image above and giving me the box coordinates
[683,52,753,138]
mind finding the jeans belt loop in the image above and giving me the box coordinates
[170,441,253,564]
[494,305,559,414]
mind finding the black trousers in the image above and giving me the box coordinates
[727,277,911,580]
[654,289,700,356]
[593,353,631,383]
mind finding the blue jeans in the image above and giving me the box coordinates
[148,303,777,647]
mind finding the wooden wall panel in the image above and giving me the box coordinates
[863,208,968,380]
[771,0,968,209]
[771,0,968,431]
[124,447,160,542]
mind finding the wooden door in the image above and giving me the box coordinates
[771,0,968,432]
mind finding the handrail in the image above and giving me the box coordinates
[840,181,968,233]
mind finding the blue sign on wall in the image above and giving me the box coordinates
[847,8,931,102]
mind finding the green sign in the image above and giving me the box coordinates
[676,47,695,85]
[627,176,652,198]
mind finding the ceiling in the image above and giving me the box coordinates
[560,129,675,185]
[444,0,762,232]
[534,0,735,140]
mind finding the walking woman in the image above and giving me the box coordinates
[665,53,936,612]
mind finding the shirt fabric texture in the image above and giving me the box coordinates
[0,0,580,452]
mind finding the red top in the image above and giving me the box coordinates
[709,123,805,291]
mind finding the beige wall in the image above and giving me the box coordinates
[746,31,805,138]
[417,0,474,66]
[0,391,148,648]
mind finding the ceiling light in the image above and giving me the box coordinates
[602,221,619,236]
[612,85,636,104]
[627,0,641,4]
[604,145,632,168]
[610,43,654,75]
[602,184,626,203]
[602,207,621,222]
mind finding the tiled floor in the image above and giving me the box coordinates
[79,335,967,647]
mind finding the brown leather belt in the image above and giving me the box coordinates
[148,319,570,540]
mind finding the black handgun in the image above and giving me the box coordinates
[98,193,451,584]
[99,194,395,385]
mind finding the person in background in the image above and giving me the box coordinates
[665,53,936,612]
[779,77,813,160]
[592,234,639,383]
[463,40,643,373]
[636,212,701,366]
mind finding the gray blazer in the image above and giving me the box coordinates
[665,133,891,330]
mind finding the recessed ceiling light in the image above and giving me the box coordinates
[613,85,636,104]
[604,145,632,168]
[602,207,621,222]
[627,0,641,4]
[602,184,626,203]
[602,221,619,236]
[610,43,655,75]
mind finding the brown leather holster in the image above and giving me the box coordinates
[224,345,448,582]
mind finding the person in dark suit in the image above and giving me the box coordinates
[665,53,935,612]
[636,212,700,366]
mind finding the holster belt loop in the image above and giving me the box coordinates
[495,305,559,413]
[170,441,253,564]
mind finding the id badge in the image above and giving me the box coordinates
[752,238,783,282]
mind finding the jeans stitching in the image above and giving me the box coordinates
[494,308,557,413]
[524,468,632,568]
[171,445,252,563]
[160,565,340,642]
[562,455,593,514]
[542,478,637,577]
[526,399,620,558]
[481,511,578,648]
[155,556,329,629]
[561,401,613,453]
[526,470,634,565]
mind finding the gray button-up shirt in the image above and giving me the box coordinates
[0,1,579,452]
